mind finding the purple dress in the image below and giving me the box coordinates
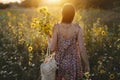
[53,24,84,80]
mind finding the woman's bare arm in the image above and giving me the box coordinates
[77,26,90,72]
[47,24,58,52]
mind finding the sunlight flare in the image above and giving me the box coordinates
[44,0,61,4]
[0,0,21,4]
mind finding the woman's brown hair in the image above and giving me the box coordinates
[61,3,75,23]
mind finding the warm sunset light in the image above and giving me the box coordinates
[0,0,21,4]
[44,0,61,4]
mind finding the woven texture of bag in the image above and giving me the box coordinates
[40,48,58,80]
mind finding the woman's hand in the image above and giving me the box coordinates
[85,65,90,72]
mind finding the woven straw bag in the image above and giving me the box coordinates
[40,48,58,80]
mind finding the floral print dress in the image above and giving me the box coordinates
[53,23,84,80]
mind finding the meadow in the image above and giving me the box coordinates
[0,7,120,80]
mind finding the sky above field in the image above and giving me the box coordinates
[0,0,61,4]
[0,0,21,4]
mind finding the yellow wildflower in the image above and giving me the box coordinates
[32,36,36,39]
[18,23,23,27]
[84,72,90,79]
[79,15,82,19]
[7,12,11,16]
[28,46,33,52]
[12,29,16,34]
[18,39,24,44]
[99,27,102,31]
[97,18,101,21]
[42,7,48,11]
[8,22,11,27]
[101,31,106,36]
[29,53,33,60]
[26,43,29,47]
[98,61,102,64]
[41,7,48,12]
[100,69,106,74]
[31,23,36,28]
[28,61,32,65]
[37,7,48,13]
[32,18,38,23]
[18,31,22,35]
[13,16,16,19]
[87,29,90,32]
[109,74,115,79]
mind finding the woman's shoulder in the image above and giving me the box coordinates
[52,23,59,29]
[72,23,82,31]
[53,23,61,28]
[53,23,82,30]
[72,23,80,28]
[52,23,60,32]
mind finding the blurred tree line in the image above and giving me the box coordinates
[0,3,10,9]
[65,0,120,9]
[0,0,40,9]
[0,0,120,9]
[74,0,120,9]
[20,0,40,8]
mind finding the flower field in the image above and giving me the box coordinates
[0,7,120,80]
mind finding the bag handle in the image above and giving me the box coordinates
[46,47,50,56]
[46,47,55,58]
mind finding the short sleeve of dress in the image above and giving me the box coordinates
[50,24,58,51]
